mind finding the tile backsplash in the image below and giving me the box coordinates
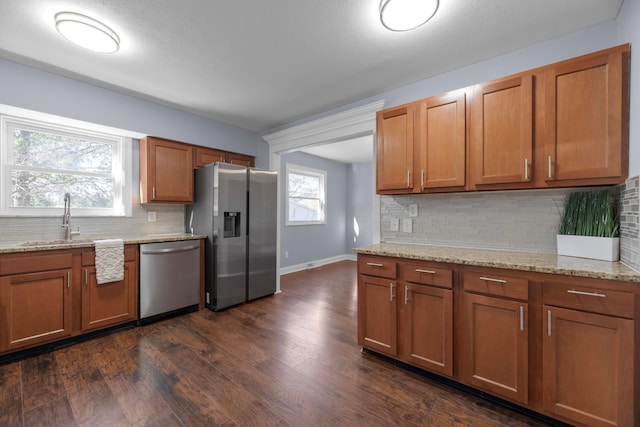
[0,197,185,244]
[380,177,640,271]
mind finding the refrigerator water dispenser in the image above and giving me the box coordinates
[223,211,241,238]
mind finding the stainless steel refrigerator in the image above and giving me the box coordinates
[187,162,277,311]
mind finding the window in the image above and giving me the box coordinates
[1,108,132,217]
[286,163,326,225]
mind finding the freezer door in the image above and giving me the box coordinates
[213,163,248,310]
[247,168,277,300]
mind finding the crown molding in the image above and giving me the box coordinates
[263,100,384,152]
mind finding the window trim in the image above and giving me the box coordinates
[0,104,137,217]
[285,163,327,226]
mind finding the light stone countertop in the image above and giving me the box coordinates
[0,233,206,254]
[354,243,640,283]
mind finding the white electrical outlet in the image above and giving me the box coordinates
[402,218,413,233]
[284,251,289,258]
[409,204,418,217]
[147,211,156,222]
[390,218,399,232]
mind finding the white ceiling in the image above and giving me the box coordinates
[0,0,623,163]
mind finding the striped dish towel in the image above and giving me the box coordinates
[94,239,124,284]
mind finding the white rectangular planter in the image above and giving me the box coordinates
[556,235,620,262]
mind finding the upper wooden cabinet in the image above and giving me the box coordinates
[543,45,629,186]
[375,44,630,195]
[194,147,255,168]
[194,146,226,168]
[470,74,533,188]
[140,136,194,204]
[376,105,415,193]
[415,92,466,191]
[225,152,255,167]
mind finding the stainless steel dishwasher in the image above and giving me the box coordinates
[139,240,200,323]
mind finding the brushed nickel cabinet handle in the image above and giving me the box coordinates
[524,158,529,181]
[390,283,395,302]
[404,286,409,305]
[67,271,70,289]
[84,269,88,286]
[415,269,436,274]
[479,276,506,284]
[366,262,384,267]
[421,169,425,192]
[567,289,606,298]
[547,156,552,179]
[406,170,410,188]
[152,186,156,200]
[520,306,524,331]
[547,310,552,336]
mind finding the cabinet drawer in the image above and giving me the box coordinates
[401,263,453,288]
[358,256,397,279]
[82,245,137,266]
[543,281,633,319]
[463,271,528,300]
[0,252,74,276]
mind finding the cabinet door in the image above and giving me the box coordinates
[0,269,73,353]
[140,137,193,203]
[462,293,528,404]
[470,75,533,187]
[542,306,633,427]
[399,283,453,376]
[357,275,397,357]
[376,105,414,193]
[225,152,255,167]
[194,147,225,168]
[415,92,466,191]
[81,261,137,332]
[544,46,629,184]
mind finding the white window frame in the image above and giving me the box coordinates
[0,104,134,217]
[285,163,327,226]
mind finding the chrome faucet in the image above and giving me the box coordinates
[61,192,81,240]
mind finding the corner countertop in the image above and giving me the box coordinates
[354,243,640,283]
[0,233,206,254]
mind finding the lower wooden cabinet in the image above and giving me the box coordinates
[0,246,139,355]
[357,254,637,427]
[400,283,453,376]
[462,292,529,405]
[81,246,138,332]
[358,267,397,357]
[0,268,73,352]
[542,277,635,427]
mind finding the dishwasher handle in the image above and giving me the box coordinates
[141,244,200,255]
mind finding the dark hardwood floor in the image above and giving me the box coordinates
[0,260,552,426]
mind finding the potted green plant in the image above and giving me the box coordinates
[557,188,620,261]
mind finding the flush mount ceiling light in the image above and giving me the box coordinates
[380,0,439,32]
[54,12,120,53]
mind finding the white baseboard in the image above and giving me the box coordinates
[280,253,356,275]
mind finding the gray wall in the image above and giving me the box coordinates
[280,152,348,268]
[0,58,259,155]
[347,161,374,252]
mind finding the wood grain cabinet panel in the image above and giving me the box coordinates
[543,44,629,185]
[225,152,255,167]
[399,283,453,376]
[81,260,137,332]
[542,305,633,427]
[470,74,533,188]
[462,292,529,405]
[376,105,414,193]
[140,136,194,204]
[194,146,225,168]
[357,274,397,357]
[0,269,73,353]
[414,92,466,191]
